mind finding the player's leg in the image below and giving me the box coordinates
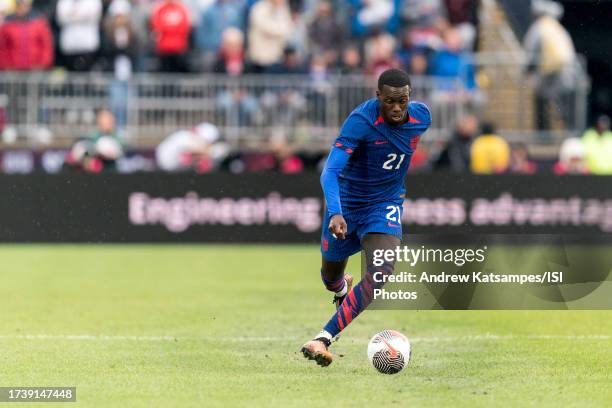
[320,258,354,308]
[302,262,356,366]
[302,233,400,366]
[320,258,347,293]
[302,216,360,366]
[319,233,400,341]
[319,211,360,307]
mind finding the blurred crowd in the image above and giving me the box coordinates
[0,0,478,85]
[58,109,612,175]
[0,0,602,175]
[430,113,612,175]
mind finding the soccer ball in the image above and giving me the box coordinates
[367,330,411,374]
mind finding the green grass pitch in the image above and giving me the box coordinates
[0,245,610,407]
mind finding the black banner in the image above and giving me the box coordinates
[0,174,611,242]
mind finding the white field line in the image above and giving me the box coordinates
[0,334,609,342]
[0,334,177,341]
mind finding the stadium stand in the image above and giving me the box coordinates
[0,0,594,174]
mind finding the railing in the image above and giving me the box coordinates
[474,52,590,142]
[0,72,466,147]
[0,62,589,148]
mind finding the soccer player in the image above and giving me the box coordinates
[301,68,431,366]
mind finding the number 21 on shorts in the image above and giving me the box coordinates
[385,205,402,223]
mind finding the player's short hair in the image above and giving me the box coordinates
[378,69,411,91]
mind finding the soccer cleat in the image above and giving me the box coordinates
[332,273,354,309]
[301,338,333,367]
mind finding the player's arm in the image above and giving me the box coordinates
[320,147,351,239]
[320,113,367,239]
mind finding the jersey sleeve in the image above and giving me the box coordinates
[320,147,350,217]
[334,112,371,151]
[409,101,432,134]
[320,112,370,217]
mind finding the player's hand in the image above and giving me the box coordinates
[328,215,347,240]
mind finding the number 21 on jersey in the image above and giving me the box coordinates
[382,153,405,170]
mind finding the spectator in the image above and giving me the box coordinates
[31,0,56,18]
[270,135,303,173]
[523,0,577,130]
[88,109,123,154]
[337,44,362,75]
[408,15,447,51]
[0,0,15,21]
[287,9,308,61]
[508,143,537,174]
[408,52,427,76]
[64,139,92,172]
[364,32,399,77]
[553,137,587,175]
[151,0,191,72]
[56,0,102,71]
[268,46,306,74]
[213,27,245,76]
[350,0,397,37]
[444,0,478,26]
[183,0,215,28]
[335,45,369,118]
[66,109,124,172]
[443,0,478,50]
[395,29,426,73]
[0,0,53,70]
[103,0,136,76]
[247,0,291,72]
[156,122,229,172]
[433,114,478,172]
[196,0,245,60]
[103,0,136,129]
[130,0,157,71]
[227,133,304,173]
[258,50,308,124]
[401,0,443,27]
[429,27,476,91]
[308,1,343,62]
[306,54,330,123]
[287,0,300,13]
[582,115,612,175]
[470,122,510,174]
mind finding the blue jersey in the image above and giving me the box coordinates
[321,99,432,216]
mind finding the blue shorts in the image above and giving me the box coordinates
[320,201,404,262]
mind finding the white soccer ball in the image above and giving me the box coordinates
[367,330,411,374]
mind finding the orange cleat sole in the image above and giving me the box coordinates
[301,341,334,367]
